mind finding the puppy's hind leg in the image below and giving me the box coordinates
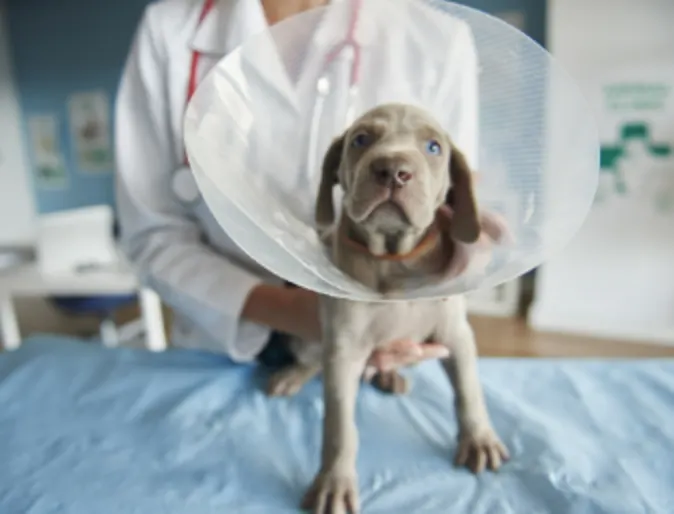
[267,337,322,397]
[369,370,410,395]
[267,363,321,397]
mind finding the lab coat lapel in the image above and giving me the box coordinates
[186,0,387,124]
[189,0,299,114]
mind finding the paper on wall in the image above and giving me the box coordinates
[67,90,114,172]
[594,73,674,215]
[27,114,68,188]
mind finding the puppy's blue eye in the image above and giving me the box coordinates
[351,133,370,148]
[426,140,441,155]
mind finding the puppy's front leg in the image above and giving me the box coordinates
[439,320,509,473]
[303,315,370,514]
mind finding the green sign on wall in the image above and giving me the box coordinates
[597,82,673,212]
[600,122,671,193]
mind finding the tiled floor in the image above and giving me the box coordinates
[471,316,674,358]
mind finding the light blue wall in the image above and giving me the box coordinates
[7,0,152,214]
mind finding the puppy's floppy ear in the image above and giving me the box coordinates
[446,144,480,243]
[315,134,345,230]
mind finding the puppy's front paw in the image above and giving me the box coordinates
[455,427,509,473]
[302,468,360,514]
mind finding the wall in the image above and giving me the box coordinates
[0,2,36,246]
[6,0,151,214]
[459,0,545,46]
[530,0,674,344]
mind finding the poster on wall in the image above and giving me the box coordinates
[594,74,674,215]
[27,114,68,188]
[67,90,114,173]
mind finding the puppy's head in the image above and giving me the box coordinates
[316,103,480,245]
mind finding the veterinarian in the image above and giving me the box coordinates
[115,0,455,367]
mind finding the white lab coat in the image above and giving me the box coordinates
[115,0,478,361]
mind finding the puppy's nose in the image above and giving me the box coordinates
[370,157,413,188]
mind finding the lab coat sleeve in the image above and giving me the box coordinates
[114,7,270,362]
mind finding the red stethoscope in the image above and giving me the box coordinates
[172,0,217,206]
[183,0,364,168]
[183,0,216,166]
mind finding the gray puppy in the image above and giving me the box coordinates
[268,104,508,514]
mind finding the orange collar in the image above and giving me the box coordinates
[340,224,441,262]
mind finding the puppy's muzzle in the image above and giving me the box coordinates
[370,156,414,189]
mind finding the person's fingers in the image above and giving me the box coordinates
[389,344,450,368]
[374,356,395,372]
[419,343,451,360]
[372,342,450,371]
[367,340,420,367]
[383,339,423,357]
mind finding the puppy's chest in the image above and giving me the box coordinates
[336,252,446,293]
[350,300,448,347]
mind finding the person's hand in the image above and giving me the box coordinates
[366,339,450,373]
